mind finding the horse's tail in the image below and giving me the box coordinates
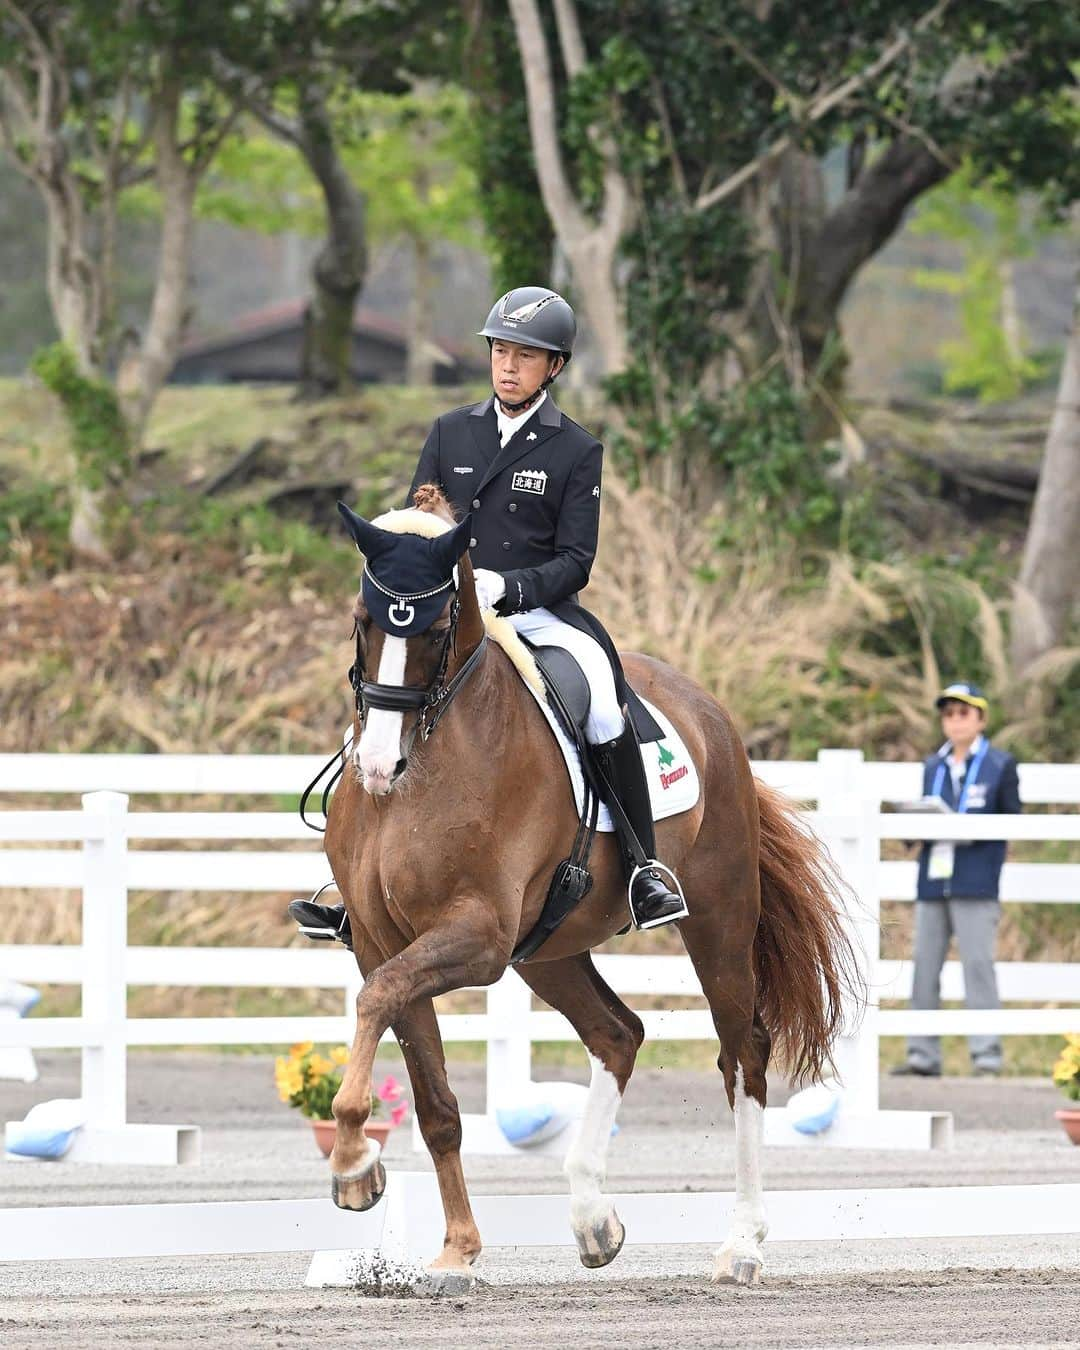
[753,780,863,1083]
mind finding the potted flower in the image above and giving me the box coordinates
[274,1041,410,1157]
[1051,1034,1080,1145]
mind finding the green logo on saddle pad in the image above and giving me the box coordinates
[656,741,688,791]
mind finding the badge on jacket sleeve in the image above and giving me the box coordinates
[512,469,548,496]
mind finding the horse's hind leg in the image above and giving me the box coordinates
[516,954,643,1269]
[392,997,482,1273]
[680,914,770,1286]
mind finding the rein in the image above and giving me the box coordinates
[300,596,487,833]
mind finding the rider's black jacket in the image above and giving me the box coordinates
[406,394,601,616]
[406,393,662,743]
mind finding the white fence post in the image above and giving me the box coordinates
[816,750,880,1114]
[485,974,533,1110]
[81,790,129,1130]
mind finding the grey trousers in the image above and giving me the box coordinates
[907,898,1003,1071]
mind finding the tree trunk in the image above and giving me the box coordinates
[507,0,631,377]
[296,92,367,398]
[1010,280,1080,675]
[123,79,196,445]
[406,235,436,386]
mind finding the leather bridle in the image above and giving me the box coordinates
[300,593,487,833]
[349,595,488,746]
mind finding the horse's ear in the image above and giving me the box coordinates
[431,514,473,572]
[337,501,387,558]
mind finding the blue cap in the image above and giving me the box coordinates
[935,682,988,712]
[337,502,472,637]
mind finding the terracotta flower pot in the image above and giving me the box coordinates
[310,1116,394,1158]
[1055,1108,1080,1146]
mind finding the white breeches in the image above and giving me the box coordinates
[508,608,625,744]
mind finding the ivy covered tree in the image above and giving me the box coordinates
[0,0,415,555]
[497,0,1079,505]
[0,1,280,555]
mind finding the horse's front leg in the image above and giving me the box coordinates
[330,917,505,1214]
[392,997,481,1271]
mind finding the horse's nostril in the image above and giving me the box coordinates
[393,758,407,780]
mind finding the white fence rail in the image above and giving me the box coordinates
[1,751,1078,1157]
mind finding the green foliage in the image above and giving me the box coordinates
[196,86,482,257]
[609,363,852,547]
[29,343,132,488]
[461,0,553,292]
[0,478,71,568]
[351,89,482,252]
[909,164,1054,401]
[189,499,356,592]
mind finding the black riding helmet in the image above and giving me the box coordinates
[479,287,576,408]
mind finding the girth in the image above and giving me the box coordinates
[510,646,602,964]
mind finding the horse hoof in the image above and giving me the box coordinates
[331,1160,386,1212]
[419,1267,477,1296]
[574,1208,625,1269]
[731,1257,762,1286]
[712,1242,763,1286]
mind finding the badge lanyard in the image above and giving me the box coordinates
[927,740,989,883]
[930,739,989,814]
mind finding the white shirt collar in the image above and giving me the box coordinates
[494,390,546,448]
[938,733,986,762]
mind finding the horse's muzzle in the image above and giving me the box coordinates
[362,758,407,796]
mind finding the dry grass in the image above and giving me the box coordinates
[591,475,1074,761]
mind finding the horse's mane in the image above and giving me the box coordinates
[411,483,457,521]
[370,485,546,700]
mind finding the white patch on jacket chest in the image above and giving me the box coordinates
[355,637,407,794]
[512,468,548,495]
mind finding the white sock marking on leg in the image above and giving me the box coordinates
[731,1064,766,1242]
[563,1054,622,1229]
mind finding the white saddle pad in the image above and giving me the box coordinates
[522,683,700,833]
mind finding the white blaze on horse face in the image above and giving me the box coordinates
[356,636,407,794]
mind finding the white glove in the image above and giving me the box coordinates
[473,568,506,612]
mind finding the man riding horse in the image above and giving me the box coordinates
[291,286,687,944]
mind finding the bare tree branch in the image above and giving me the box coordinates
[695,0,952,211]
[552,0,586,79]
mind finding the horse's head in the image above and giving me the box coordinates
[337,496,483,795]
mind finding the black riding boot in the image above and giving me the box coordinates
[287,883,352,950]
[591,719,689,930]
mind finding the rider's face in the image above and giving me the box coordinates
[491,340,562,407]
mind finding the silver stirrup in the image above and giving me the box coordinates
[628,860,689,930]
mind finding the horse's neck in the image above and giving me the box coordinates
[423,641,536,777]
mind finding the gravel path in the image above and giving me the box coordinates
[2,1054,1078,1347]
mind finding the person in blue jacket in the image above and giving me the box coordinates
[893,682,1021,1077]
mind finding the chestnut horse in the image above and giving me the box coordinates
[324,486,856,1287]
